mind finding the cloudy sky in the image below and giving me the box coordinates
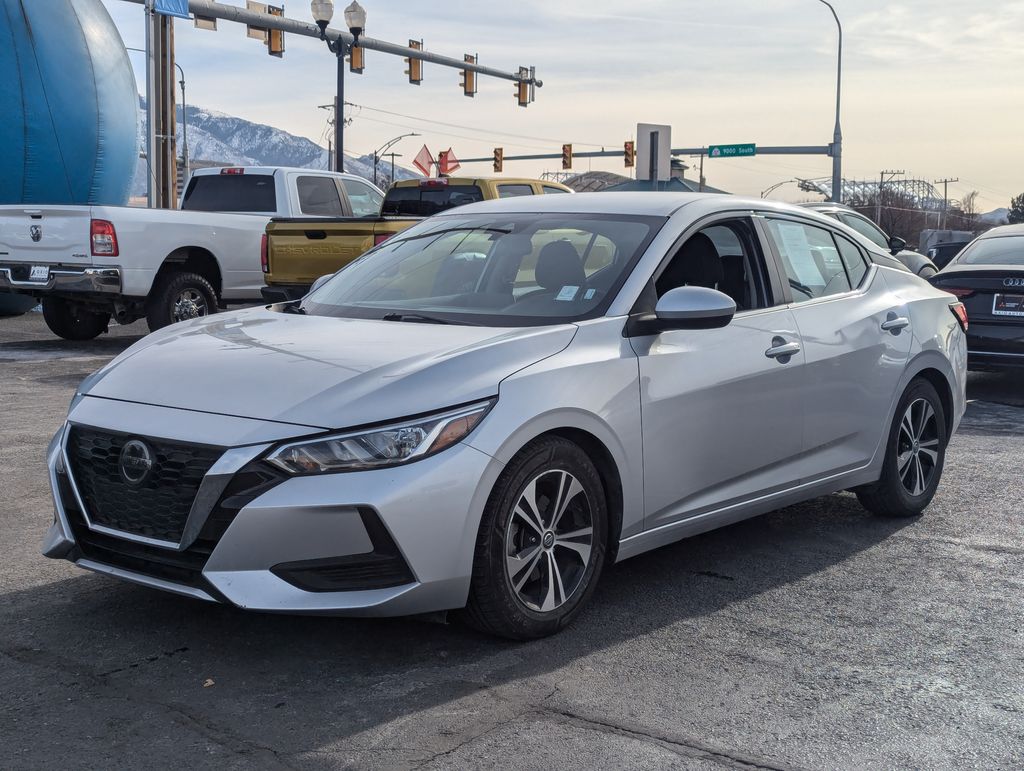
[101,0,1022,211]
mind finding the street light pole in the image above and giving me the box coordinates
[312,1,367,174]
[817,0,842,204]
[372,132,419,186]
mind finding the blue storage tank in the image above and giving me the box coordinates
[0,0,138,206]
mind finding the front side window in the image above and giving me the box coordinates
[342,179,384,217]
[766,219,852,301]
[300,213,663,326]
[297,176,344,216]
[497,184,535,198]
[838,212,889,250]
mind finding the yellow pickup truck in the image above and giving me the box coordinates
[261,176,572,302]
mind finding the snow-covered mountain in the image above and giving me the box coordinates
[132,98,419,196]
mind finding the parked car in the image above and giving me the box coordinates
[929,224,1024,370]
[261,176,573,302]
[0,166,381,339]
[802,202,938,277]
[43,193,966,639]
[927,239,971,270]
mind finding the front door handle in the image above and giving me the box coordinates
[765,337,801,361]
[881,313,910,333]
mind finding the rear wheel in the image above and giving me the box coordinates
[41,297,109,341]
[463,436,607,640]
[856,378,947,517]
[145,271,217,332]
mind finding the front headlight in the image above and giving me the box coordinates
[266,400,494,475]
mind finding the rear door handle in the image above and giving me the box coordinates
[765,338,801,360]
[881,313,910,332]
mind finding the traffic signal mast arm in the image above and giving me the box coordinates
[125,0,542,94]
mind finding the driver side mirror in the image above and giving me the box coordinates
[626,286,737,336]
[888,235,907,254]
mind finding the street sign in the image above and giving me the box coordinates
[708,143,756,158]
[154,0,190,19]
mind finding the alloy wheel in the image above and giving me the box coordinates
[172,289,209,322]
[897,397,940,496]
[504,469,594,613]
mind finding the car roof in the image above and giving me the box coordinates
[391,177,571,189]
[190,166,364,180]
[975,224,1024,239]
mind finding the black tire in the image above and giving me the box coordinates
[41,297,110,341]
[145,271,217,332]
[856,378,947,517]
[462,436,608,640]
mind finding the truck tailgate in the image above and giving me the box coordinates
[0,206,93,265]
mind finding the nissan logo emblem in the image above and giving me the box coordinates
[119,439,154,486]
[30,225,42,242]
[1004,278,1024,288]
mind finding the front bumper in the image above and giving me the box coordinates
[0,264,121,295]
[43,414,501,617]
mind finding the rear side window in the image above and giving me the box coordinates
[497,184,534,198]
[835,233,869,287]
[381,184,485,216]
[542,185,570,195]
[766,219,852,301]
[342,179,383,217]
[181,174,277,213]
[297,176,344,216]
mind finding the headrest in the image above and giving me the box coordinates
[535,241,587,291]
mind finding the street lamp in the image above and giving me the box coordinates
[373,132,419,186]
[817,0,843,204]
[311,0,367,172]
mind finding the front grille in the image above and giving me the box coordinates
[66,427,222,543]
[59,462,284,591]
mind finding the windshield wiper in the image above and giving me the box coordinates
[381,312,454,325]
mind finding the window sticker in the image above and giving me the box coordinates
[775,223,823,286]
[584,288,596,300]
[555,285,579,301]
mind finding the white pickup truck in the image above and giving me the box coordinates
[0,166,384,339]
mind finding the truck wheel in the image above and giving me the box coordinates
[41,297,110,341]
[146,271,217,332]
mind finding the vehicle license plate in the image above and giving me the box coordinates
[993,293,1024,317]
[29,265,49,282]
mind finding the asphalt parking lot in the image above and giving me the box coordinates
[2,311,1023,770]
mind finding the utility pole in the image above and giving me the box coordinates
[877,169,904,225]
[144,0,177,208]
[935,177,959,230]
[383,152,402,186]
[817,1,843,203]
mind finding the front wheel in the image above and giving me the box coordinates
[145,271,217,332]
[463,436,607,640]
[856,378,947,517]
[41,297,110,341]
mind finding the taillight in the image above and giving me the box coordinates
[220,167,245,175]
[943,287,975,299]
[950,302,968,332]
[260,234,269,272]
[373,233,395,246]
[90,219,118,256]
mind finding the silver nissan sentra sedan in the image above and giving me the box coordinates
[43,193,968,639]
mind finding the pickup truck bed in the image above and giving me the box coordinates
[261,215,419,302]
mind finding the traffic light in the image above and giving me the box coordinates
[460,54,477,97]
[515,66,530,107]
[493,147,503,173]
[349,43,364,73]
[561,143,572,170]
[266,5,284,57]
[405,40,423,85]
[624,140,635,168]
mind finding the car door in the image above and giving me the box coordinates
[761,216,913,480]
[629,216,808,531]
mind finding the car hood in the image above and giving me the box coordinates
[85,308,577,430]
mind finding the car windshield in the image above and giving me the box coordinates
[955,235,1024,265]
[298,212,663,326]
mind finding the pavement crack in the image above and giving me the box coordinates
[98,646,190,676]
[538,705,799,771]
